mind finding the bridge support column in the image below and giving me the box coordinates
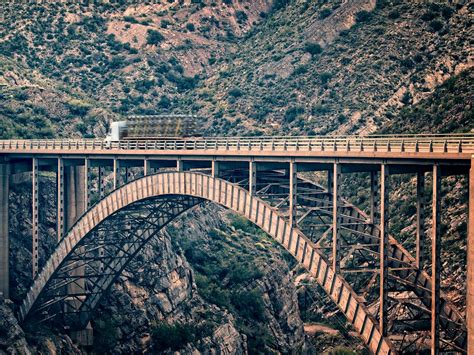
[57,158,65,241]
[0,163,10,298]
[32,159,39,278]
[98,166,106,198]
[289,161,297,228]
[380,164,389,337]
[369,171,377,224]
[332,163,341,272]
[84,158,91,210]
[113,159,120,190]
[144,159,151,176]
[416,171,426,268]
[65,165,92,346]
[468,156,474,354]
[327,168,333,194]
[431,165,441,354]
[212,160,220,178]
[177,159,183,172]
[249,161,256,196]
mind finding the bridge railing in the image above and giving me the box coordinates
[0,135,474,154]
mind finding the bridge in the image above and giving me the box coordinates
[0,134,473,354]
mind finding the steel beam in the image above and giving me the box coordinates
[332,163,341,272]
[57,158,65,241]
[431,165,441,354]
[98,167,105,198]
[0,163,10,297]
[84,158,91,210]
[32,159,39,278]
[113,158,120,190]
[468,156,474,354]
[289,161,297,228]
[176,159,183,172]
[327,168,333,194]
[370,171,377,224]
[380,164,389,337]
[212,160,220,178]
[416,171,425,269]
[144,159,151,177]
[249,161,257,196]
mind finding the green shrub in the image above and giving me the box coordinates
[355,10,372,22]
[186,22,195,31]
[429,19,444,32]
[320,8,332,19]
[304,42,322,55]
[231,289,266,321]
[150,323,196,351]
[284,106,304,122]
[147,29,165,45]
[228,87,243,97]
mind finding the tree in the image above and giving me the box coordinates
[147,29,165,45]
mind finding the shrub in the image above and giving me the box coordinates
[388,10,400,19]
[293,65,308,75]
[150,323,196,351]
[319,71,332,84]
[67,99,91,116]
[304,42,322,55]
[356,10,372,22]
[228,87,243,97]
[160,19,171,28]
[186,22,195,31]
[284,106,304,122]
[429,19,444,32]
[320,8,332,19]
[147,29,165,45]
[231,289,266,321]
[158,95,171,108]
[236,10,248,23]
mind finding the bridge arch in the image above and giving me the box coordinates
[20,172,393,354]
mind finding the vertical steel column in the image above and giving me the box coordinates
[177,159,183,172]
[98,166,105,198]
[289,161,297,228]
[249,161,257,196]
[113,158,120,190]
[212,160,220,178]
[431,164,441,354]
[57,158,65,242]
[370,171,377,224]
[327,168,333,194]
[0,163,10,298]
[380,164,389,337]
[468,156,474,354]
[84,158,91,210]
[332,163,341,272]
[416,171,425,268]
[144,159,151,177]
[32,159,39,278]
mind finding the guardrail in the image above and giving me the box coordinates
[0,135,474,154]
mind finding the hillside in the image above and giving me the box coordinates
[0,0,473,354]
[1,1,471,138]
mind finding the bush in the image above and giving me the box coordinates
[429,19,444,32]
[160,19,171,28]
[150,323,196,351]
[67,99,91,116]
[228,87,243,97]
[293,65,308,75]
[388,10,400,19]
[355,10,372,22]
[304,42,322,55]
[147,29,165,45]
[284,106,304,122]
[231,289,266,321]
[186,22,195,31]
[236,10,248,23]
[319,71,332,84]
[320,8,332,19]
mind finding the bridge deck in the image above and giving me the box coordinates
[1,135,473,163]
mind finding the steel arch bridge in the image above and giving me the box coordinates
[0,134,473,354]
